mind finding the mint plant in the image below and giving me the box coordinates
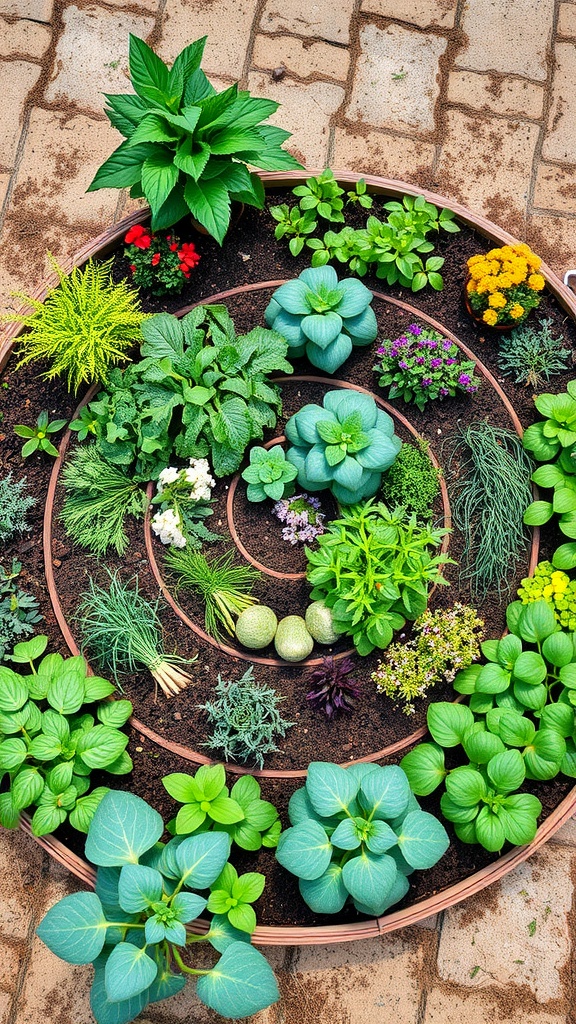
[162,763,281,849]
[241,445,297,502]
[265,265,377,373]
[0,636,132,836]
[14,410,67,458]
[276,761,449,916]
[37,790,279,1023]
[207,863,266,934]
[285,389,401,504]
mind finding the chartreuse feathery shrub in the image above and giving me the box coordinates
[285,389,401,504]
[37,790,279,1023]
[275,761,449,916]
[265,265,377,373]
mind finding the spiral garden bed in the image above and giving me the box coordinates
[2,172,576,946]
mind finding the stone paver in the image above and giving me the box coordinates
[0,0,53,19]
[14,929,95,1024]
[434,109,540,235]
[458,0,554,80]
[534,162,576,214]
[422,987,566,1024]
[437,845,574,1003]
[0,937,23,991]
[346,23,448,135]
[44,4,156,115]
[557,3,576,38]
[247,72,345,168]
[0,60,42,169]
[542,42,576,163]
[259,0,354,45]
[332,125,436,181]
[527,213,576,277]
[284,932,431,1024]
[157,0,255,78]
[252,33,350,82]
[0,830,44,940]
[0,172,10,209]
[360,0,457,28]
[446,70,544,120]
[0,17,52,60]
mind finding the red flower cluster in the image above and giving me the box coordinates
[123,227,201,297]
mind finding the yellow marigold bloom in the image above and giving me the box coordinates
[497,274,513,289]
[476,276,492,294]
[514,242,532,256]
[482,308,498,325]
[527,253,541,270]
[510,303,525,319]
[467,254,484,266]
[469,263,489,281]
[466,278,477,293]
[488,292,507,308]
[528,273,545,291]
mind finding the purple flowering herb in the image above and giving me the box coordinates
[442,340,453,351]
[415,356,425,365]
[274,494,325,543]
[398,360,409,370]
[445,358,457,366]
[377,346,386,355]
[430,358,442,369]
[467,385,478,393]
[439,387,450,396]
[427,340,438,350]
[421,377,432,387]
[408,324,422,335]
[458,373,471,385]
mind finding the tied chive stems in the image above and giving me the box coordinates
[77,571,196,698]
[164,548,261,639]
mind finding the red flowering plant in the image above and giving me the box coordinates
[123,224,201,296]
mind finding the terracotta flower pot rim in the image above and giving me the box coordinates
[5,169,572,945]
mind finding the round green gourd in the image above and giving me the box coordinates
[305,600,340,644]
[235,605,278,649]
[274,615,314,662]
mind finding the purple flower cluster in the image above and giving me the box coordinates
[374,322,480,413]
[272,493,326,545]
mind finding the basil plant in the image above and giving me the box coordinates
[265,265,378,373]
[37,791,279,1024]
[285,389,401,504]
[87,35,302,244]
[276,761,449,917]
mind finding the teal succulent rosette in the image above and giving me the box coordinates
[264,265,377,373]
[285,389,401,504]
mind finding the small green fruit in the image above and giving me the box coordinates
[274,615,314,662]
[305,600,340,644]
[235,605,278,649]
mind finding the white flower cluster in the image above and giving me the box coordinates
[151,507,186,548]
[157,459,215,502]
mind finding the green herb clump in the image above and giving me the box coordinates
[306,501,452,656]
[37,791,279,1023]
[241,445,297,503]
[517,560,576,631]
[4,257,145,394]
[60,445,147,557]
[163,763,281,849]
[497,316,572,389]
[0,474,36,544]
[372,603,484,715]
[380,441,441,521]
[165,548,260,639]
[14,410,67,458]
[77,571,195,698]
[80,304,292,481]
[0,635,132,836]
[276,761,449,916]
[401,598,576,852]
[0,560,43,662]
[198,666,294,768]
[444,422,534,600]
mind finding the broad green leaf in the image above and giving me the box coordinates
[462,728,505,764]
[299,864,348,914]
[0,737,27,770]
[31,803,67,835]
[232,871,266,904]
[499,795,541,845]
[47,672,85,715]
[162,771,202,803]
[275,820,332,880]
[427,702,474,746]
[518,600,557,642]
[105,941,158,1001]
[360,764,411,820]
[306,762,358,817]
[330,818,361,850]
[175,830,231,889]
[475,662,512,694]
[540,702,574,737]
[0,667,28,711]
[228,903,256,934]
[542,632,574,668]
[90,957,150,1024]
[513,680,548,711]
[69,788,109,833]
[400,744,446,796]
[475,806,506,852]
[76,725,128,769]
[174,803,206,835]
[9,635,48,662]
[87,141,159,191]
[0,791,20,828]
[523,500,553,526]
[341,851,397,915]
[487,748,525,793]
[128,34,170,106]
[141,150,179,215]
[83,677,116,702]
[445,767,487,807]
[523,729,565,780]
[205,914,252,953]
[512,651,547,686]
[396,810,449,869]
[196,941,280,1018]
[12,767,44,810]
[552,543,576,570]
[440,792,479,824]
[37,892,108,964]
[97,701,133,729]
[496,634,523,667]
[85,792,164,866]
[208,795,244,825]
[184,176,231,245]
[498,711,536,747]
[46,761,74,792]
[118,864,163,913]
[171,891,207,923]
[453,665,483,694]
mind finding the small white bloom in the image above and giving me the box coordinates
[157,466,180,493]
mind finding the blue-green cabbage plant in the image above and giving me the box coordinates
[264,265,377,373]
[276,761,449,916]
[285,389,401,504]
[37,791,279,1024]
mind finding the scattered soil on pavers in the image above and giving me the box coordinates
[2,188,576,928]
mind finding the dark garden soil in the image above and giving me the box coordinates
[2,184,576,928]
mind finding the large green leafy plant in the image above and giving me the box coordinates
[87,34,302,244]
[523,381,576,570]
[0,636,132,836]
[285,389,401,504]
[264,266,377,373]
[401,599,576,852]
[306,501,451,655]
[275,761,449,916]
[37,790,279,1024]
[80,304,292,480]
